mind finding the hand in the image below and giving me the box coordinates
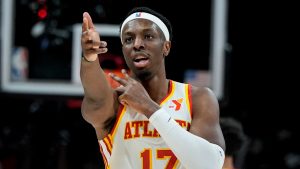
[81,12,108,62]
[109,69,160,118]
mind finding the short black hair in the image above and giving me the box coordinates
[220,117,248,156]
[120,6,173,41]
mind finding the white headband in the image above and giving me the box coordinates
[120,12,170,43]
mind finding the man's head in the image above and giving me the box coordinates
[119,7,173,80]
[220,117,247,157]
[120,7,173,42]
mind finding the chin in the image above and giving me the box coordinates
[135,70,152,80]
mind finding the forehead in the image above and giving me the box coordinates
[122,19,159,33]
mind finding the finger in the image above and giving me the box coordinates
[118,97,127,106]
[82,40,107,52]
[121,69,136,83]
[115,86,125,95]
[82,17,89,33]
[121,69,130,79]
[85,48,108,55]
[100,41,107,48]
[109,72,128,86]
[115,90,127,106]
[91,41,107,50]
[91,41,101,49]
[83,12,95,31]
[98,47,108,53]
[82,33,101,46]
[82,40,99,49]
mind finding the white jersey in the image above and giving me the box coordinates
[99,80,193,169]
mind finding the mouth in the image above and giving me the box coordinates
[133,55,150,68]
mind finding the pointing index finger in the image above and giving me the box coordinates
[82,16,89,33]
[121,69,130,79]
[83,12,95,31]
[109,72,128,86]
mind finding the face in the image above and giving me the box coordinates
[121,19,170,80]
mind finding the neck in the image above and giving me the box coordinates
[223,156,235,169]
[131,64,168,103]
[142,77,169,104]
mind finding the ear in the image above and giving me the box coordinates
[163,41,171,57]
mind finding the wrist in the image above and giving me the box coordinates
[82,55,97,62]
[144,102,161,118]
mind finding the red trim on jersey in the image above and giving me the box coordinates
[188,84,193,118]
[160,80,175,105]
[107,134,113,148]
[99,143,109,169]
[109,104,125,138]
[103,137,112,154]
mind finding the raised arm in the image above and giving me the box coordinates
[80,12,117,140]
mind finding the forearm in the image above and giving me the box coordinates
[80,56,112,102]
[149,108,225,169]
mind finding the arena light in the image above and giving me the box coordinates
[37,8,47,19]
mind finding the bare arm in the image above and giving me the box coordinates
[80,12,117,140]
[189,86,225,150]
[148,86,225,169]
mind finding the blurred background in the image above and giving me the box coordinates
[0,0,298,169]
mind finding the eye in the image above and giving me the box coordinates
[124,37,133,44]
[145,34,153,40]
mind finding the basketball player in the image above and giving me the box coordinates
[80,7,225,169]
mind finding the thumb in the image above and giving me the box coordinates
[115,85,125,96]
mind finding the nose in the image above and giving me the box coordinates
[133,37,145,50]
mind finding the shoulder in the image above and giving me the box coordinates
[189,85,219,118]
[190,85,218,103]
[172,81,219,115]
[185,84,225,149]
[174,81,218,109]
[176,80,215,97]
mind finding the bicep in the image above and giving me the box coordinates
[189,87,225,150]
[81,90,119,139]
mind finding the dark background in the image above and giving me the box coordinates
[0,0,298,169]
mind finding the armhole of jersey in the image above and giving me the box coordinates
[110,104,126,140]
[185,84,193,119]
[99,105,126,169]
[99,139,110,169]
